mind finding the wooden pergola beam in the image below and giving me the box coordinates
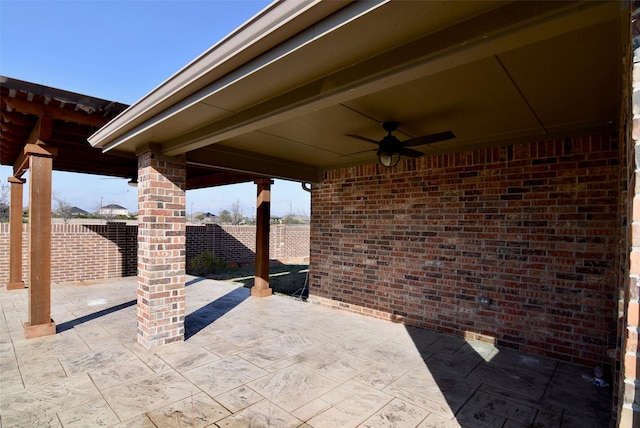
[14,142,58,178]
[1,121,24,135]
[2,96,108,128]
[0,110,35,127]
[26,115,53,145]
[0,134,25,147]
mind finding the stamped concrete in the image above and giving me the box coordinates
[0,277,611,427]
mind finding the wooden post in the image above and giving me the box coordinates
[252,179,273,297]
[24,153,56,338]
[6,176,25,290]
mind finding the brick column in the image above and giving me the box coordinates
[623,6,640,425]
[136,147,186,348]
[252,179,273,297]
[6,176,25,290]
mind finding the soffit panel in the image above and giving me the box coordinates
[141,103,231,143]
[218,132,340,166]
[320,57,543,149]
[195,0,507,113]
[217,105,379,166]
[210,56,541,170]
[497,19,621,132]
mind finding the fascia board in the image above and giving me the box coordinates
[88,0,352,150]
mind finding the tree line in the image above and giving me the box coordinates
[0,189,308,225]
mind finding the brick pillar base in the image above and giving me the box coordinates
[136,147,186,348]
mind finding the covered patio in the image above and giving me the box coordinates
[1,0,636,425]
[0,277,610,427]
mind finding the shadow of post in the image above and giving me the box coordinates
[56,299,136,333]
[185,287,249,340]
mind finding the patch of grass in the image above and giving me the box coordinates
[207,263,309,298]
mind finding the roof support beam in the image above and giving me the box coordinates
[187,145,321,184]
[186,170,259,190]
[2,96,108,127]
[1,110,35,127]
[1,121,24,136]
[14,143,58,178]
[27,115,53,145]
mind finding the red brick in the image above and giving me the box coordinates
[310,133,621,368]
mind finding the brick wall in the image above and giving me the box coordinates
[271,225,310,262]
[186,224,215,264]
[188,224,310,265]
[0,223,310,286]
[309,133,621,366]
[213,225,256,263]
[620,6,639,424]
[0,222,138,285]
[51,222,137,283]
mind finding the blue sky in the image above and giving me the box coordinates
[0,0,310,217]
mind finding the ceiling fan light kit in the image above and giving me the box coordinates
[378,149,401,168]
[346,121,455,168]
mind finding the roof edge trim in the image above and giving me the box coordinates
[89,0,351,150]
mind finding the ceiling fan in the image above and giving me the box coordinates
[345,121,455,167]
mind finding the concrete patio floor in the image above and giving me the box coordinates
[1,277,611,427]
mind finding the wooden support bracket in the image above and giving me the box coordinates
[14,141,58,178]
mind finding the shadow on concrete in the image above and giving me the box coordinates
[185,287,248,340]
[56,299,136,333]
[186,276,208,287]
[209,263,309,298]
[56,277,206,334]
[403,326,612,426]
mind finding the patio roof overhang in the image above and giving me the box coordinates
[0,77,132,179]
[88,0,627,184]
[0,77,265,189]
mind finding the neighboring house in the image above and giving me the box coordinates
[69,206,89,216]
[98,204,129,217]
[193,211,217,223]
[270,216,282,224]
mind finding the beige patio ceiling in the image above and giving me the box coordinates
[89,1,625,183]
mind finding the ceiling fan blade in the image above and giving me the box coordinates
[400,147,424,158]
[340,148,376,157]
[403,130,455,147]
[345,134,379,145]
